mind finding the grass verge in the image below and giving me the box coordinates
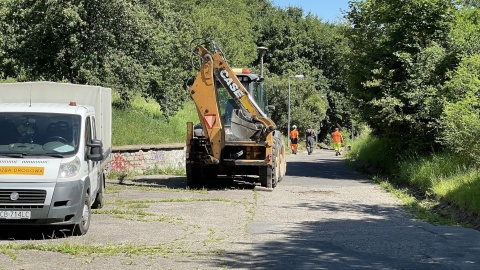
[346,128,480,230]
[92,208,183,223]
[112,99,198,146]
[106,167,186,182]
[105,183,208,194]
[0,242,188,257]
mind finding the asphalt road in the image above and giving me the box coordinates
[224,150,480,269]
[1,149,480,269]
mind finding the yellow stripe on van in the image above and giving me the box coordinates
[0,166,45,175]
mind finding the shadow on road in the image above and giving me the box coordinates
[108,175,260,191]
[108,150,368,190]
[0,225,77,240]
[208,150,480,269]
[212,202,480,269]
[286,152,370,183]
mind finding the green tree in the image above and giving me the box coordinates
[257,6,351,137]
[346,0,456,153]
[175,0,261,67]
[0,0,190,117]
[439,54,480,162]
[460,0,480,8]
[267,73,329,133]
[449,7,480,58]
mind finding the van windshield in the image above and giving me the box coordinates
[0,113,81,156]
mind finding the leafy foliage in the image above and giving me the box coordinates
[267,73,329,133]
[449,8,480,58]
[257,7,351,136]
[0,0,190,117]
[346,0,456,153]
[0,0,352,133]
[439,54,480,162]
[178,0,259,67]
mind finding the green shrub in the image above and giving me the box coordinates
[345,127,396,172]
[439,54,480,163]
[396,152,474,192]
[433,169,480,214]
[112,100,198,146]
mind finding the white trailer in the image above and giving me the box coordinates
[0,82,112,235]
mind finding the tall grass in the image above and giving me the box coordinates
[112,98,198,146]
[397,153,474,193]
[346,129,480,215]
[345,128,397,173]
[433,170,480,213]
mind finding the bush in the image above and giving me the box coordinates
[396,152,474,192]
[345,127,396,173]
[439,54,480,163]
[112,100,198,146]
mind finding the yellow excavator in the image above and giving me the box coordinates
[186,40,286,188]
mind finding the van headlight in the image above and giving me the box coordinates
[58,156,81,178]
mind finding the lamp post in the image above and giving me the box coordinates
[287,74,305,148]
[257,46,268,81]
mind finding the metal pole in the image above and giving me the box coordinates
[257,46,268,81]
[287,75,304,149]
[287,78,291,148]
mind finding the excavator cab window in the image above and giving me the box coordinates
[218,74,269,127]
[217,85,237,126]
[252,82,269,116]
[237,74,269,116]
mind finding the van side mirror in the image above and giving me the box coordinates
[87,139,104,161]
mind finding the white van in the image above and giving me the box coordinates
[0,82,111,235]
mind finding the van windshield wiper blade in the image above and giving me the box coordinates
[45,153,65,158]
[0,153,26,158]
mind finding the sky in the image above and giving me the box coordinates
[271,0,351,22]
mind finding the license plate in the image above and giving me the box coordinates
[0,211,31,219]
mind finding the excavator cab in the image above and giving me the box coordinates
[219,69,271,141]
[235,71,271,117]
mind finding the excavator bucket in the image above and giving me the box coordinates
[230,109,263,140]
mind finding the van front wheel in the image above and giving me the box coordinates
[72,192,91,236]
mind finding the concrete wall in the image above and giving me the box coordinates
[106,144,185,174]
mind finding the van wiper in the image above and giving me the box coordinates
[45,153,65,158]
[0,153,25,158]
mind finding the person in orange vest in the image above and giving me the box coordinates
[331,127,344,156]
[290,125,299,154]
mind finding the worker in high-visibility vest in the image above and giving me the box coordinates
[331,127,344,156]
[290,125,299,154]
